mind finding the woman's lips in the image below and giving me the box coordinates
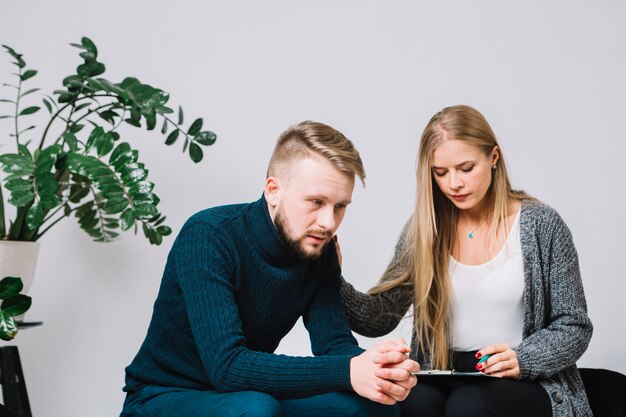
[452,194,469,202]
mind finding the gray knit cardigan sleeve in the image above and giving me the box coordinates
[340,220,414,337]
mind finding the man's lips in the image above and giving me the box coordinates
[307,234,330,243]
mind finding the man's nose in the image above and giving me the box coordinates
[316,206,336,231]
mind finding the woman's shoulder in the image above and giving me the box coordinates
[520,199,564,224]
[519,199,573,241]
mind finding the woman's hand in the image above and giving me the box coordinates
[475,344,520,379]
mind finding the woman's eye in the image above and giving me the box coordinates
[433,170,446,177]
[461,166,474,173]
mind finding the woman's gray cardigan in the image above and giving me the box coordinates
[341,202,593,416]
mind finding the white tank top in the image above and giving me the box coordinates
[450,211,524,351]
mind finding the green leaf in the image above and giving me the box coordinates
[20,88,40,97]
[0,312,18,341]
[1,294,32,317]
[20,69,37,81]
[188,142,203,163]
[120,208,136,231]
[43,98,53,114]
[178,106,184,125]
[18,125,36,135]
[96,132,115,157]
[109,142,132,165]
[145,111,157,130]
[165,129,179,145]
[77,60,105,77]
[18,144,32,159]
[5,178,32,192]
[0,99,16,103]
[161,119,168,134]
[8,190,35,207]
[86,126,104,152]
[0,277,23,298]
[103,196,129,214]
[26,203,44,230]
[19,106,40,116]
[129,181,154,195]
[64,132,79,152]
[125,118,141,128]
[81,37,98,57]
[195,131,217,146]
[0,154,32,172]
[187,118,203,136]
[134,202,158,218]
[74,102,91,112]
[157,225,172,236]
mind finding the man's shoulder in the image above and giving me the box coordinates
[185,202,250,229]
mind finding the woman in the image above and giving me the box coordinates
[340,105,592,416]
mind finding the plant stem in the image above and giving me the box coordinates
[35,205,79,240]
[38,93,112,151]
[0,185,6,238]
[13,67,23,148]
[53,102,118,146]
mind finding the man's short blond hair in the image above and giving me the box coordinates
[267,121,365,185]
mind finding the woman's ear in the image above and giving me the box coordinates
[491,145,500,167]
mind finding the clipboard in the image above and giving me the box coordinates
[412,370,496,381]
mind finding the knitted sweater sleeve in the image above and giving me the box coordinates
[303,246,365,357]
[174,222,354,397]
[340,220,414,337]
[515,206,593,380]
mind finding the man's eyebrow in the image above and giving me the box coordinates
[305,195,352,205]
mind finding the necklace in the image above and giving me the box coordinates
[460,217,488,239]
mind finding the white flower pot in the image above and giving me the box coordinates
[0,241,40,320]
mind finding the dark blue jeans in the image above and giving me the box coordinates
[120,385,401,417]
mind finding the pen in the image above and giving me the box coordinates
[478,354,492,364]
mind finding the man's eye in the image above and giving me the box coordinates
[312,200,322,206]
[335,204,346,210]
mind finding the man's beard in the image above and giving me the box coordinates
[274,210,332,261]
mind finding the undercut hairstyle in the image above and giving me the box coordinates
[267,121,366,186]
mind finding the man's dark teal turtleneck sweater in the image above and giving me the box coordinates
[124,196,364,398]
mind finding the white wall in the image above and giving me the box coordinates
[1,1,624,416]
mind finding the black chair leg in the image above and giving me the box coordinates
[0,347,32,417]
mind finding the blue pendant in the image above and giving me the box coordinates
[468,231,474,239]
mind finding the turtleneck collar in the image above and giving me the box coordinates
[245,195,301,266]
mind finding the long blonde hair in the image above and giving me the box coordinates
[372,105,532,369]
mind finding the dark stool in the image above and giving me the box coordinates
[580,368,626,417]
[0,346,31,417]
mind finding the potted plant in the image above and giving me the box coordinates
[0,37,216,339]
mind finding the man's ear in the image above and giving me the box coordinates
[264,176,281,209]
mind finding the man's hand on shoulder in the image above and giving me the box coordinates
[350,339,419,405]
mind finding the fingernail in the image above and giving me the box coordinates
[475,363,483,371]
[475,352,482,359]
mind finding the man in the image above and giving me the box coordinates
[120,121,419,416]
